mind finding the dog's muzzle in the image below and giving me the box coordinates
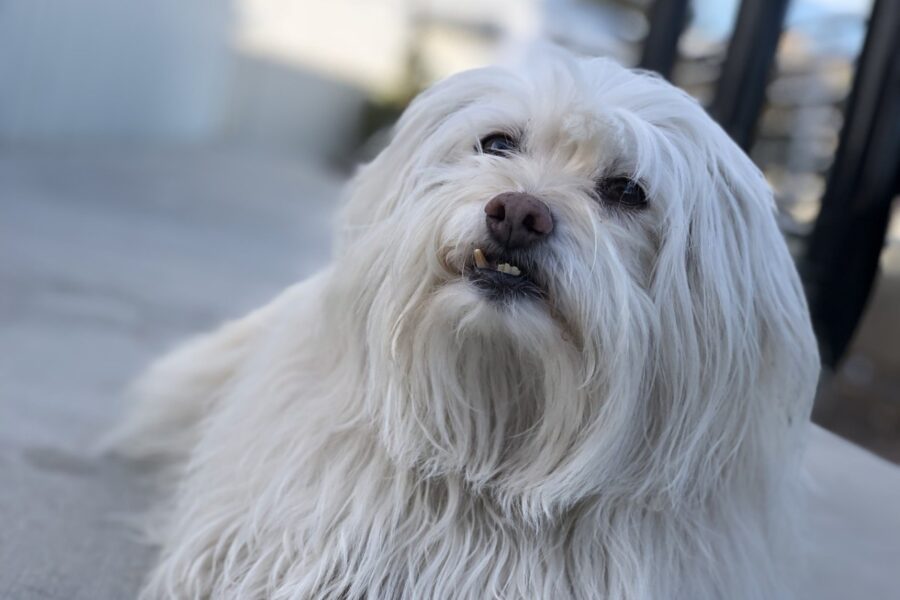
[466,192,552,302]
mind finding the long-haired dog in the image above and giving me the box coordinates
[110,49,820,599]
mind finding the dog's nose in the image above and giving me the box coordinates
[484,192,554,249]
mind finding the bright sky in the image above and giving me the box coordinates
[691,0,872,39]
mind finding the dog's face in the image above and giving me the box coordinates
[334,52,819,511]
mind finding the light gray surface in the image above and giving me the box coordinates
[0,147,341,599]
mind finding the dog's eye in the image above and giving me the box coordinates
[595,177,648,209]
[478,133,518,156]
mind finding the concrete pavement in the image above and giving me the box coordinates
[0,146,342,598]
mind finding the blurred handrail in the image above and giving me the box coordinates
[638,0,689,80]
[803,0,900,368]
[708,0,790,150]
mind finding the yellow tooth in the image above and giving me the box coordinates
[508,266,521,276]
[497,263,509,274]
[474,248,488,269]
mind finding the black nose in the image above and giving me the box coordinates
[484,192,554,249]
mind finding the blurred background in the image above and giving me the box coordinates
[0,1,898,594]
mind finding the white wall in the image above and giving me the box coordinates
[0,0,551,156]
[0,0,232,142]
[0,0,415,152]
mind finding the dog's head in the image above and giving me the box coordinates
[332,49,819,513]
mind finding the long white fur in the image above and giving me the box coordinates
[111,49,820,599]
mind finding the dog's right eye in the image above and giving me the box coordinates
[595,177,648,209]
[478,133,518,156]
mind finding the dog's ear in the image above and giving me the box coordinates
[647,128,820,502]
[337,67,507,249]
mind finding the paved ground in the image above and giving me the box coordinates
[0,146,342,599]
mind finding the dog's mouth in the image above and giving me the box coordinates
[466,248,544,301]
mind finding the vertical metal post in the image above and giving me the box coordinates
[638,0,690,80]
[708,0,790,149]
[804,0,900,366]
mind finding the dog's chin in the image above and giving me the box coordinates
[431,278,559,341]
[466,267,543,303]
[426,244,567,343]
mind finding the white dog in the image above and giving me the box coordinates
[111,50,829,599]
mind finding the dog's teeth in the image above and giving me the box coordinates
[496,263,522,276]
[474,248,489,269]
[474,251,522,275]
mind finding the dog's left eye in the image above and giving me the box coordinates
[595,177,648,209]
[478,133,518,156]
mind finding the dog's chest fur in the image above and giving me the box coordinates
[203,424,776,600]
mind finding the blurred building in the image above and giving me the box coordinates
[0,0,652,160]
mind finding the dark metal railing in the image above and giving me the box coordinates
[641,0,899,367]
[803,0,900,366]
[638,0,689,80]
[707,0,790,150]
